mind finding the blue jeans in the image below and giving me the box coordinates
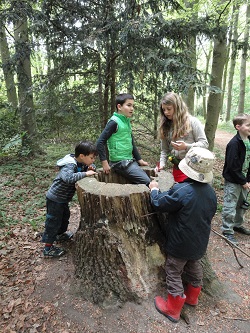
[110,160,150,186]
[42,198,70,244]
[221,181,247,235]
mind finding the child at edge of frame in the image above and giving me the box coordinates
[96,93,150,186]
[221,113,250,245]
[42,141,98,258]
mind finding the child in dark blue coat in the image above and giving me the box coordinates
[149,147,217,323]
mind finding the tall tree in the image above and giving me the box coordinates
[13,1,39,154]
[205,34,228,150]
[182,0,199,115]
[200,40,213,119]
[0,22,18,109]
[205,1,230,150]
[226,4,239,121]
[237,2,250,114]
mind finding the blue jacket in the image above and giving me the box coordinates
[46,154,89,203]
[150,179,217,260]
[222,132,250,185]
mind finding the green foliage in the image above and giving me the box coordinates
[0,108,19,149]
[1,132,25,154]
[0,0,249,149]
[217,121,235,134]
[0,144,61,228]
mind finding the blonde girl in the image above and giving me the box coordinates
[157,92,208,182]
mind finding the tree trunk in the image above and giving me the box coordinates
[237,3,250,114]
[183,0,198,115]
[13,3,39,155]
[226,6,239,121]
[202,40,213,120]
[74,168,223,307]
[0,23,18,109]
[205,33,227,151]
[220,21,232,118]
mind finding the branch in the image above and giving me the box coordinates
[223,316,250,321]
[211,228,250,259]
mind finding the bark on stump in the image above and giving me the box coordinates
[74,168,173,307]
[74,167,222,307]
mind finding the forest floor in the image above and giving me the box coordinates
[1,129,250,333]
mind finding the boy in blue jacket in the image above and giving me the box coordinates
[42,141,98,258]
[221,113,250,245]
[149,147,217,323]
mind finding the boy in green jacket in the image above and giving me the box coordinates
[96,93,150,185]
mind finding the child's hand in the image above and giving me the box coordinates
[86,170,97,176]
[149,180,159,190]
[102,160,111,174]
[88,164,96,171]
[138,159,148,166]
[242,183,250,190]
[154,162,164,173]
[171,140,186,151]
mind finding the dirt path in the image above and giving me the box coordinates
[214,129,234,151]
[1,129,249,333]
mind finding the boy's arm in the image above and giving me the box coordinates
[97,120,117,173]
[224,143,247,185]
[60,164,96,183]
[132,136,148,166]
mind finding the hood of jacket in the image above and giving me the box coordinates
[56,154,76,167]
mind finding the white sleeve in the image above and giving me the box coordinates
[185,117,208,149]
[159,139,170,167]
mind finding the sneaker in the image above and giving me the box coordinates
[43,245,66,258]
[56,231,74,242]
[223,233,239,245]
[233,226,250,235]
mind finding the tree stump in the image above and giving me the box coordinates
[74,167,173,307]
[74,167,223,307]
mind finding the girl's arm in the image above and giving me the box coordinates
[159,139,169,169]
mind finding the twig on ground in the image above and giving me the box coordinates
[180,308,190,325]
[211,228,250,262]
[140,213,249,267]
[223,316,250,321]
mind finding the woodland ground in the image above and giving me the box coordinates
[0,129,250,333]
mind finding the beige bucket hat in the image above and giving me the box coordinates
[178,147,215,183]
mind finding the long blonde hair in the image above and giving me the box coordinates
[158,92,191,140]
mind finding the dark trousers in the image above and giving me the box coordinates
[111,160,150,186]
[42,198,70,244]
[166,254,203,297]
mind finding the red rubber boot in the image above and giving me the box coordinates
[154,294,186,323]
[185,284,202,306]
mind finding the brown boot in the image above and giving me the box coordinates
[185,284,202,306]
[154,293,186,323]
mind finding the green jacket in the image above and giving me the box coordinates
[107,112,133,161]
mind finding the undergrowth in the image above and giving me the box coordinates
[0,143,75,230]
[0,135,227,230]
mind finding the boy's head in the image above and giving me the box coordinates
[179,147,215,183]
[75,141,98,165]
[233,114,250,138]
[115,93,135,118]
[233,113,250,128]
[116,93,134,110]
